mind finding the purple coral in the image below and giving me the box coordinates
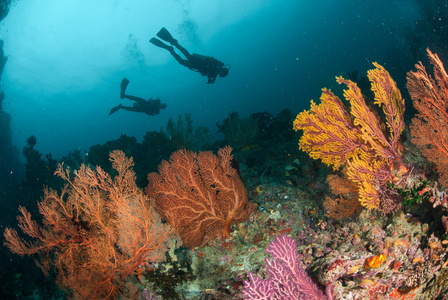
[243,234,329,300]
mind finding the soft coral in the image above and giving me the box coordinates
[146,146,256,248]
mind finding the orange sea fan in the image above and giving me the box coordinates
[407,48,448,186]
[323,173,361,220]
[294,62,405,212]
[146,146,256,248]
[4,151,174,300]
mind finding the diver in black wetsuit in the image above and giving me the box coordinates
[150,27,230,84]
[109,78,167,116]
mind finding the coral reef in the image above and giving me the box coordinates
[146,146,256,248]
[4,151,175,299]
[87,114,215,189]
[407,48,448,186]
[22,135,59,191]
[293,62,405,214]
[323,173,361,220]
[217,111,260,150]
[161,113,214,151]
[243,234,329,299]
[6,51,448,300]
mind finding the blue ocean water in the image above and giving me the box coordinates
[0,0,422,158]
[1,0,447,299]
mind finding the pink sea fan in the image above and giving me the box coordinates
[243,234,330,300]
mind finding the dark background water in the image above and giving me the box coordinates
[0,0,447,298]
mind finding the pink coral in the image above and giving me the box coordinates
[243,234,330,300]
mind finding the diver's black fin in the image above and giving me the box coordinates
[156,27,177,44]
[120,78,129,99]
[109,104,122,116]
[149,37,174,52]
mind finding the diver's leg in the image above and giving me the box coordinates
[118,105,140,113]
[120,78,130,99]
[170,52,191,68]
[122,95,147,106]
[156,27,177,44]
[150,37,174,52]
[109,104,123,116]
[156,27,191,59]
[149,37,191,68]
[172,42,192,60]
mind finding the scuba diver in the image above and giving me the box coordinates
[150,27,230,84]
[109,78,167,116]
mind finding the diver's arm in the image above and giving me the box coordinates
[207,75,217,84]
[206,68,219,84]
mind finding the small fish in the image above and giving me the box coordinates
[359,279,375,288]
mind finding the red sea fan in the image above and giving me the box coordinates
[407,48,448,185]
[146,146,256,248]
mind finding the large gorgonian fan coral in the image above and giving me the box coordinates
[407,49,448,186]
[146,146,256,248]
[4,151,174,300]
[293,63,405,213]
